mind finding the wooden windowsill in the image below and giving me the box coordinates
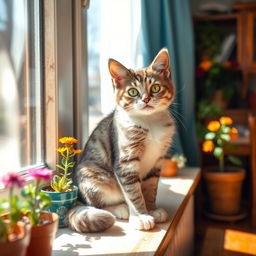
[52,167,201,256]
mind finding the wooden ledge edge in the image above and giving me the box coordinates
[155,168,202,256]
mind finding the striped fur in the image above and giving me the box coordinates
[66,48,175,232]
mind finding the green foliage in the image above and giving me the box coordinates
[196,100,223,140]
[21,183,51,226]
[227,155,242,166]
[0,189,26,242]
[195,22,224,58]
[203,117,241,171]
[198,61,241,101]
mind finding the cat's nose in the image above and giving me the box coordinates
[143,97,151,104]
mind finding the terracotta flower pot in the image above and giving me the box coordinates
[212,89,229,109]
[161,159,177,177]
[203,166,245,215]
[0,221,30,256]
[26,211,59,256]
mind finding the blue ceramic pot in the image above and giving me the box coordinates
[41,185,78,227]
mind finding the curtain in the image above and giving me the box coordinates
[141,0,199,166]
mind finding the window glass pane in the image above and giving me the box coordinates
[87,0,142,133]
[0,0,43,174]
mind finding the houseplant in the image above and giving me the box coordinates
[202,116,245,216]
[161,154,187,177]
[0,172,30,256]
[196,60,241,109]
[41,137,82,227]
[21,168,58,256]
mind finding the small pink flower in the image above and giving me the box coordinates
[1,172,26,189]
[28,168,52,181]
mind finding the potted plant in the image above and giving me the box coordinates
[196,60,241,109]
[21,168,59,256]
[161,154,187,177]
[202,116,245,216]
[0,172,30,256]
[41,137,82,227]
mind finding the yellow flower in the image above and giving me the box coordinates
[202,140,214,152]
[56,147,67,153]
[207,121,220,132]
[59,137,78,144]
[229,127,238,141]
[220,116,233,125]
[200,61,212,71]
[72,149,82,154]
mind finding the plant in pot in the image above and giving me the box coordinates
[161,154,187,177]
[21,168,59,256]
[196,60,241,109]
[41,137,82,227]
[0,172,30,256]
[202,116,245,217]
[196,99,223,141]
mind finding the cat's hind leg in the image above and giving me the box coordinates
[104,203,129,220]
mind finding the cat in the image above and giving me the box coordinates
[66,48,175,232]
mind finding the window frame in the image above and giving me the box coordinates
[43,0,88,169]
[0,0,87,194]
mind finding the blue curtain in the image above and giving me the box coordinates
[141,0,199,166]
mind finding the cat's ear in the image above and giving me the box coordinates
[108,59,130,85]
[150,48,171,77]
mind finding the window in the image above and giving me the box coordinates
[87,0,142,133]
[0,0,43,174]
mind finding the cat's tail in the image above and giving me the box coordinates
[65,205,116,232]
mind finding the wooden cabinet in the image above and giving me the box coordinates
[246,11,256,70]
[195,2,256,100]
[194,3,256,227]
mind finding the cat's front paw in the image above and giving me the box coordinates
[149,208,168,223]
[129,214,155,230]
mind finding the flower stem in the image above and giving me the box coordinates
[9,187,13,214]
[219,154,224,172]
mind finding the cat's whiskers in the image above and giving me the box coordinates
[170,108,186,130]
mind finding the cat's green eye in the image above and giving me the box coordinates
[151,84,161,93]
[128,88,139,97]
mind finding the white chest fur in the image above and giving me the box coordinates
[139,119,173,179]
[117,109,174,179]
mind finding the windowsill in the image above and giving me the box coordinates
[52,167,201,256]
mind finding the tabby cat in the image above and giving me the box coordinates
[66,48,175,232]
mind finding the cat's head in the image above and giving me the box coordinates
[108,48,175,116]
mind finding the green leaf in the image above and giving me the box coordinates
[213,147,223,159]
[59,176,67,190]
[56,164,65,171]
[51,182,59,192]
[0,200,9,214]
[222,127,230,133]
[217,139,223,146]
[220,134,230,141]
[61,158,67,167]
[227,155,242,166]
[67,162,75,168]
[205,132,216,140]
[53,175,61,184]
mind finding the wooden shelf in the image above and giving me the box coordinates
[194,13,240,21]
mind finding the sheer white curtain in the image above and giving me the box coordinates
[87,0,142,132]
[99,0,142,114]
